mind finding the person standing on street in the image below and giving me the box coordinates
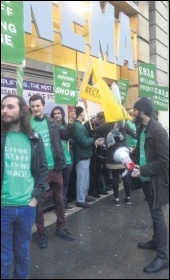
[1,95,48,279]
[29,95,75,249]
[50,105,75,212]
[73,106,94,208]
[132,97,169,274]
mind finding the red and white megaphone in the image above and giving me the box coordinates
[113,147,137,177]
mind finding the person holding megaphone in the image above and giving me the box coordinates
[93,120,136,207]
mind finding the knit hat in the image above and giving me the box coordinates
[75,106,84,117]
[134,97,153,114]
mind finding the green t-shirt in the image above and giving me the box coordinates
[126,120,137,148]
[139,127,150,182]
[60,125,72,165]
[61,140,72,165]
[31,117,54,170]
[2,131,34,206]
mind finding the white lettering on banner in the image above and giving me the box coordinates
[62,82,70,87]
[154,100,168,109]
[57,75,74,81]
[1,2,16,47]
[1,33,13,46]
[24,1,134,70]
[55,87,76,97]
[140,78,155,85]
[1,22,16,34]
[139,84,155,94]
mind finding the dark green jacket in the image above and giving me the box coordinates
[73,120,94,163]
[135,118,169,209]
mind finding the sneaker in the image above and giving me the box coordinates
[76,202,91,208]
[114,200,120,207]
[37,233,48,249]
[98,190,109,195]
[124,197,131,205]
[138,240,157,250]
[64,211,68,217]
[85,195,96,202]
[55,228,75,241]
[90,191,101,198]
[66,205,74,211]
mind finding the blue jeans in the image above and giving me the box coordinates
[76,159,90,203]
[1,205,36,279]
[62,164,73,208]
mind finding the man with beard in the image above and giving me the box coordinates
[132,97,169,274]
[1,95,48,279]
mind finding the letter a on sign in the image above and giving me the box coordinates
[80,59,132,122]
[80,60,101,104]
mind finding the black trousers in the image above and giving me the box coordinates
[142,181,168,259]
[111,169,131,198]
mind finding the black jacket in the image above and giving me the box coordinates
[45,116,74,170]
[1,132,48,201]
[93,121,128,165]
[135,118,169,208]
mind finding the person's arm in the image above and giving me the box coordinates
[58,122,74,141]
[31,136,48,202]
[125,121,137,139]
[75,126,94,148]
[140,129,169,177]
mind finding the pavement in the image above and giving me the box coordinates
[29,186,169,279]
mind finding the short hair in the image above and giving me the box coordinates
[96,111,105,120]
[75,106,84,117]
[29,94,45,105]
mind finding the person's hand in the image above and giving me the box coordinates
[95,138,105,147]
[129,147,135,154]
[28,197,38,207]
[131,165,140,177]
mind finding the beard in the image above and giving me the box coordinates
[134,113,143,124]
[2,115,21,127]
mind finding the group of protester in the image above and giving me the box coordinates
[1,94,169,279]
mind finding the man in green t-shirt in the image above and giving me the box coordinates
[132,97,169,274]
[29,95,75,249]
[1,95,48,279]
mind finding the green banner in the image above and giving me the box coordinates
[1,1,25,66]
[118,79,129,105]
[53,66,78,105]
[138,63,156,97]
[17,68,24,97]
[153,85,169,111]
